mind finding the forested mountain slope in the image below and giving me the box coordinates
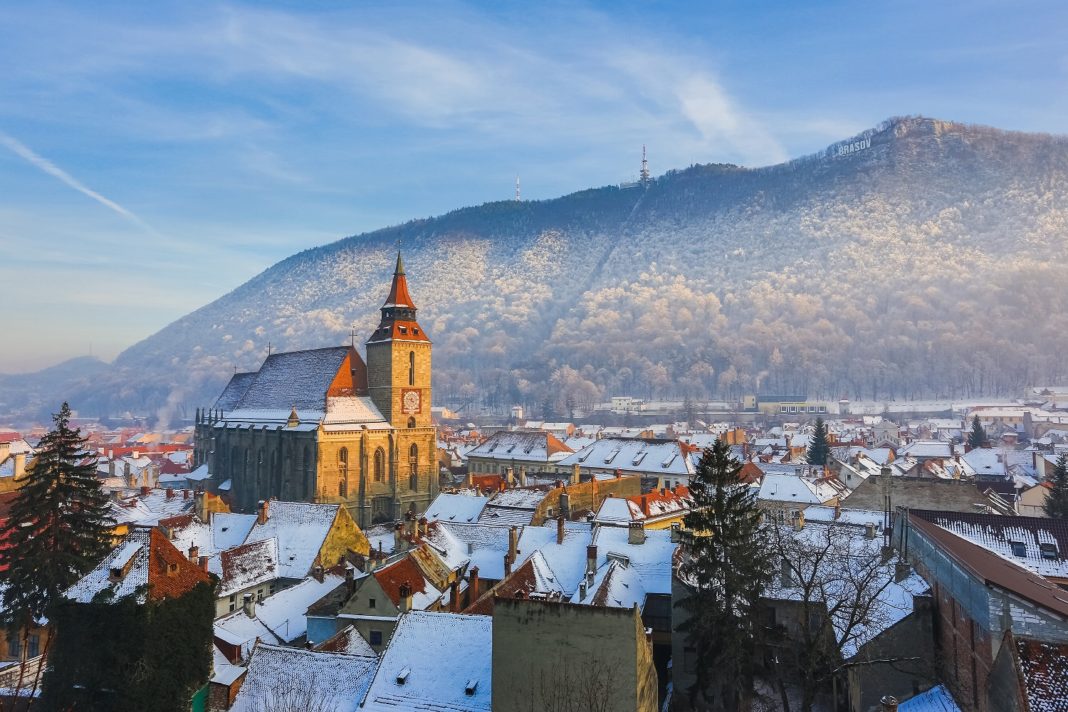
[19,117,1068,421]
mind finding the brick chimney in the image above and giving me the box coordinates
[242,593,256,619]
[508,526,518,565]
[140,485,150,496]
[449,580,460,612]
[628,521,646,545]
[257,500,269,525]
[503,551,512,578]
[188,545,199,563]
[198,555,210,572]
[399,582,413,613]
[313,565,324,583]
[418,517,428,539]
[586,544,597,577]
[345,567,355,594]
[556,515,565,545]
[571,463,580,485]
[165,487,174,499]
[12,453,25,479]
[394,523,406,553]
[183,489,190,500]
[469,566,479,601]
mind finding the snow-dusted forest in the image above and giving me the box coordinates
[10,117,1068,422]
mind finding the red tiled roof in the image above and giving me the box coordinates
[0,432,21,444]
[384,255,416,310]
[1016,637,1068,711]
[463,558,539,616]
[374,555,427,607]
[146,528,212,601]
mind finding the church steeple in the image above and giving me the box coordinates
[380,251,417,322]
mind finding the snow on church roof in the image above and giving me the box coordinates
[236,346,351,411]
[212,372,257,412]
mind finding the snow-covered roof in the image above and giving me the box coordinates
[571,559,646,609]
[216,573,344,645]
[757,473,837,505]
[425,492,489,524]
[212,513,258,551]
[217,538,279,598]
[424,521,515,580]
[899,684,963,712]
[515,523,594,596]
[235,346,351,411]
[244,501,339,579]
[899,440,953,460]
[323,396,389,429]
[558,437,695,477]
[466,430,572,463]
[592,526,676,596]
[361,611,492,712]
[230,643,377,712]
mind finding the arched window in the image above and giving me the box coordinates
[338,447,349,497]
[303,446,311,499]
[408,351,415,386]
[407,416,416,429]
[374,448,385,483]
[408,444,419,491]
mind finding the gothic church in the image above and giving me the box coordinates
[194,254,437,527]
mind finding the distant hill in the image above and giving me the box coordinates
[11,116,1068,422]
[0,356,110,422]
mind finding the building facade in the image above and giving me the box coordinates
[194,254,437,527]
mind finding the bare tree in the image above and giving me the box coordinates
[247,673,342,712]
[523,662,619,712]
[763,521,909,712]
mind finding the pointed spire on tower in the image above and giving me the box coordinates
[383,252,416,312]
[395,250,405,276]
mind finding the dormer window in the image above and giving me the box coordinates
[1040,543,1058,560]
[1010,541,1026,557]
[399,326,408,334]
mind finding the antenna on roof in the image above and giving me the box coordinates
[350,323,357,347]
[515,175,521,202]
[267,341,272,357]
[640,145,650,185]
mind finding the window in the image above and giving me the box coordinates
[409,444,419,490]
[7,637,19,659]
[374,448,385,483]
[368,598,376,609]
[1040,543,1058,560]
[27,635,39,659]
[408,417,416,429]
[370,630,383,646]
[409,351,415,386]
[339,476,347,498]
[1010,541,1026,557]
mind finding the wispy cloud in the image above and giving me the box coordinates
[0,131,160,234]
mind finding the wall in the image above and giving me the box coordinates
[492,597,658,712]
[316,506,371,563]
[532,475,642,525]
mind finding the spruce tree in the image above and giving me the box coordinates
[676,439,774,710]
[968,415,986,449]
[806,417,830,466]
[0,403,114,633]
[1045,453,1068,519]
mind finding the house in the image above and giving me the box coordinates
[492,596,658,712]
[464,430,574,478]
[594,485,693,529]
[842,476,997,514]
[757,471,842,520]
[361,610,492,712]
[228,643,377,712]
[558,437,695,488]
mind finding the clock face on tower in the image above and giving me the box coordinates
[402,389,421,414]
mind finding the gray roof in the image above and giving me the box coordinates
[236,347,350,411]
[843,476,994,514]
[213,372,257,412]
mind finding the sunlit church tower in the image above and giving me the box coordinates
[194,254,437,527]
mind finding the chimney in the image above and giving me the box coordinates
[188,545,199,563]
[503,551,512,577]
[399,582,413,613]
[313,565,324,583]
[556,515,565,545]
[506,466,515,487]
[518,467,527,487]
[242,593,256,619]
[405,512,417,538]
[628,521,646,545]
[640,495,650,516]
[559,492,571,520]
[508,526,518,564]
[257,500,269,525]
[791,510,804,531]
[880,696,899,712]
[586,512,596,529]
[166,487,174,499]
[865,522,877,539]
[394,523,406,553]
[833,502,842,520]
[670,522,682,543]
[140,485,150,496]
[183,489,190,500]
[894,559,911,583]
[198,555,210,572]
[469,566,479,601]
[418,516,428,539]
[132,450,139,459]
[586,544,597,577]
[449,580,460,612]
[571,463,580,485]
[345,567,355,593]
[12,453,25,479]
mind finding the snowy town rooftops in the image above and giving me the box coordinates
[899,440,954,461]
[215,572,344,646]
[361,611,492,712]
[424,521,515,581]
[230,643,377,712]
[558,437,696,477]
[571,557,647,609]
[909,510,1068,581]
[244,500,341,579]
[466,430,573,463]
[216,538,279,597]
[66,528,211,604]
[425,492,489,523]
[594,486,692,525]
[314,623,377,657]
[593,525,676,596]
[757,473,839,505]
[234,346,356,412]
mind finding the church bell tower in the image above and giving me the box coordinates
[365,253,432,429]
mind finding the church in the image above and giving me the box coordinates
[193,254,437,528]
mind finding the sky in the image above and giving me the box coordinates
[1,0,1066,373]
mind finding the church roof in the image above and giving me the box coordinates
[236,346,351,411]
[383,252,416,310]
[213,371,257,412]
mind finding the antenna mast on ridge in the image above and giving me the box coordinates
[640,145,650,185]
[515,175,521,202]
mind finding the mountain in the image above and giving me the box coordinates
[0,356,110,422]
[13,116,1068,422]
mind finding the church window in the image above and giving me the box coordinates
[339,476,348,498]
[409,351,415,386]
[338,447,349,497]
[302,446,311,499]
[374,448,385,483]
[409,444,419,490]
[408,417,416,429]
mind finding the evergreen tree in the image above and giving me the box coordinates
[675,440,775,710]
[968,415,987,449]
[0,403,114,633]
[806,417,830,466]
[1045,453,1068,519]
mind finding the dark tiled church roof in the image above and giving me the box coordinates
[213,371,257,412]
[236,346,350,411]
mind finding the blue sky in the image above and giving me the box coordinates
[1,1,1066,372]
